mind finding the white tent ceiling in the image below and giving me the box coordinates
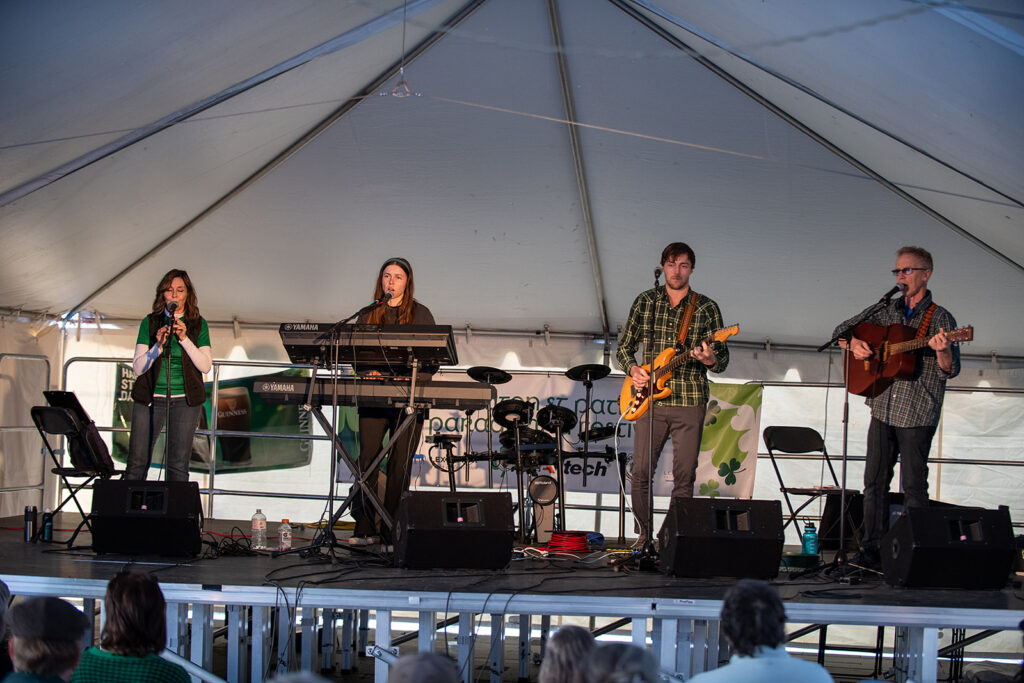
[2,0,1022,356]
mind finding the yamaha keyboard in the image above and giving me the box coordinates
[253,376,494,411]
[278,323,458,367]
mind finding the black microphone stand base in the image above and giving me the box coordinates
[612,544,660,572]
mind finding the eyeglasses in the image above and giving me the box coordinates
[891,267,928,276]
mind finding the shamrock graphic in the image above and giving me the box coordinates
[698,479,720,497]
[717,457,744,486]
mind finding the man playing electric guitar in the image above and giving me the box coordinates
[833,246,961,571]
[616,242,730,546]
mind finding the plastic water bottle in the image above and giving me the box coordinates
[41,507,53,542]
[802,522,819,555]
[251,509,267,550]
[278,519,292,551]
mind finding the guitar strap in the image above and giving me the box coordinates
[915,303,937,339]
[676,291,699,346]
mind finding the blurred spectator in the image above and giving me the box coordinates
[580,642,660,683]
[266,674,332,683]
[70,572,188,683]
[5,595,89,682]
[539,625,595,683]
[388,652,459,683]
[689,579,833,682]
[0,580,12,679]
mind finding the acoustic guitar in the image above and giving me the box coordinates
[619,325,739,422]
[845,321,973,397]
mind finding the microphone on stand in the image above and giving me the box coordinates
[371,291,394,307]
[654,266,662,284]
[165,300,178,325]
[878,285,901,303]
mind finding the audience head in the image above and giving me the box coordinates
[0,579,10,637]
[388,651,459,683]
[582,642,660,683]
[539,625,595,683]
[267,673,333,683]
[100,571,168,656]
[720,578,787,656]
[6,596,88,678]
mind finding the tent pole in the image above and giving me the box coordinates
[547,0,612,340]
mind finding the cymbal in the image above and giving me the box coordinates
[579,424,615,442]
[565,363,611,382]
[537,405,577,434]
[467,366,512,385]
[493,398,533,429]
[498,427,554,448]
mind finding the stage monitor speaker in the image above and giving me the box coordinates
[394,491,514,569]
[880,505,1015,589]
[91,480,202,556]
[657,498,784,578]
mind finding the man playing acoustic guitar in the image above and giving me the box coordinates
[834,246,961,570]
[616,242,730,547]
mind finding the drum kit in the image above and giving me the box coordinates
[428,362,615,542]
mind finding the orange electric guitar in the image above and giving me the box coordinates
[845,321,973,397]
[619,325,739,422]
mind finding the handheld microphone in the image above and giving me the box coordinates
[167,301,178,314]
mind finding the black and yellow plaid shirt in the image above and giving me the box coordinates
[834,290,960,428]
[615,287,729,406]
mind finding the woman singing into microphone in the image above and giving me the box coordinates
[126,269,212,481]
[350,257,434,545]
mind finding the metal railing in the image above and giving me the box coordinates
[24,356,1020,534]
[0,353,50,503]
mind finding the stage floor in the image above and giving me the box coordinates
[2,514,1022,683]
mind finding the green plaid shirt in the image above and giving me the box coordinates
[72,647,190,683]
[616,287,729,406]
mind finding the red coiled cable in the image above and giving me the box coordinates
[547,531,590,553]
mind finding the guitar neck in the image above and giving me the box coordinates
[653,336,711,380]
[888,336,932,355]
[888,327,971,355]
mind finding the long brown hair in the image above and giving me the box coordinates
[100,571,168,657]
[150,268,200,320]
[365,257,416,325]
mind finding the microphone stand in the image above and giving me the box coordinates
[162,310,174,482]
[641,271,659,563]
[617,270,662,571]
[816,286,900,574]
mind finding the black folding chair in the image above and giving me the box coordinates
[762,425,841,535]
[31,405,121,546]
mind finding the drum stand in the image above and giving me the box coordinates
[509,417,529,542]
[466,366,513,488]
[565,364,611,487]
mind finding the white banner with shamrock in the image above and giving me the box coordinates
[404,371,762,499]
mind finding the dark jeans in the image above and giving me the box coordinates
[630,404,706,537]
[353,407,425,540]
[126,397,202,481]
[861,417,936,551]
